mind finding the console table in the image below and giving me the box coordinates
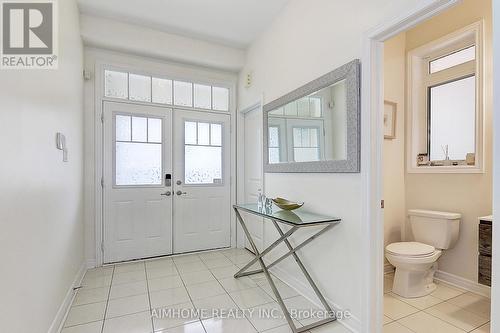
[233,204,341,333]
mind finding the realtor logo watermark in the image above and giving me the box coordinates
[1,0,58,69]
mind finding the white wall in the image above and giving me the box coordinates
[404,0,493,284]
[238,0,423,330]
[0,0,85,332]
[80,15,246,72]
[383,33,407,263]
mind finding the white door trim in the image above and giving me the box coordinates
[236,98,264,248]
[360,1,462,332]
[92,59,237,267]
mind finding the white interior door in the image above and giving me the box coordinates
[173,109,231,253]
[103,102,173,263]
[243,106,264,252]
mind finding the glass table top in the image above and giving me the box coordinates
[234,203,341,226]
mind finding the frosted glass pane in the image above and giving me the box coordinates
[210,123,222,146]
[105,70,128,99]
[310,98,322,117]
[430,46,475,74]
[116,115,131,141]
[148,118,162,143]
[284,102,297,116]
[198,122,210,145]
[269,148,280,164]
[116,142,162,185]
[293,128,303,147]
[194,84,212,109]
[185,146,222,184]
[310,128,318,147]
[429,76,475,160]
[152,78,172,104]
[294,148,319,162]
[174,81,193,107]
[129,74,151,102]
[132,116,147,142]
[212,86,229,111]
[297,98,310,117]
[269,127,279,147]
[185,121,197,144]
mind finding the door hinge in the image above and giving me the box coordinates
[100,113,104,123]
[381,200,385,209]
[101,177,104,188]
[101,241,105,253]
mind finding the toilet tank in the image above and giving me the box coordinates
[408,209,461,250]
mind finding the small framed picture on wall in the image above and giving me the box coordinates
[384,100,397,139]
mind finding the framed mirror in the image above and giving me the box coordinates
[263,59,360,173]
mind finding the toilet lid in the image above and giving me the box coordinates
[386,242,435,257]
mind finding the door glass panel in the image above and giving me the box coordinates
[132,116,147,142]
[194,84,212,109]
[212,86,229,111]
[148,118,162,143]
[210,124,222,146]
[184,120,223,185]
[115,114,163,186]
[268,126,280,164]
[430,46,475,74]
[129,74,151,102]
[116,115,131,141]
[105,70,128,99]
[197,122,210,145]
[174,81,193,107]
[152,78,172,104]
[116,143,162,185]
[293,127,320,162]
[185,121,197,144]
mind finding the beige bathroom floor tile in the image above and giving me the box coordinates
[447,292,491,319]
[397,311,465,333]
[430,281,466,300]
[425,302,488,331]
[383,321,414,333]
[389,292,443,310]
[383,294,419,320]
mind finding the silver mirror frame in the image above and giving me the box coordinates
[263,59,361,173]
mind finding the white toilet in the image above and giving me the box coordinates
[385,209,461,298]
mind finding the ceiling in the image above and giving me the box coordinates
[77,0,290,49]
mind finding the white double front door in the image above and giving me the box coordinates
[103,102,230,263]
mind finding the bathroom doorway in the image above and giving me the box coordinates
[380,0,492,331]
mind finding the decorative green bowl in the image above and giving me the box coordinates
[272,197,304,211]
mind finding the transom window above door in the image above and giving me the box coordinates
[184,121,223,185]
[104,69,230,112]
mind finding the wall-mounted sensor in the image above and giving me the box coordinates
[56,132,68,162]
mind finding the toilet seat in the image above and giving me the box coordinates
[386,242,435,258]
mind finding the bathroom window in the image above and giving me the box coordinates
[407,22,483,173]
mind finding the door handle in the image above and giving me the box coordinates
[176,190,187,196]
[160,191,171,196]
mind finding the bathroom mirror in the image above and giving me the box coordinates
[264,59,360,173]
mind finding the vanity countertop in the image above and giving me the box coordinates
[479,215,493,222]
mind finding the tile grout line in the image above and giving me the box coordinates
[100,265,115,333]
[142,262,155,333]
[172,254,209,333]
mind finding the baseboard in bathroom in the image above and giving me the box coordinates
[435,270,491,298]
[47,262,87,333]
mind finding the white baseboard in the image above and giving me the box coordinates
[86,259,96,269]
[435,270,491,298]
[270,265,360,333]
[47,262,87,333]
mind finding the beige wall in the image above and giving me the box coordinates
[0,0,85,331]
[383,33,407,263]
[384,0,493,283]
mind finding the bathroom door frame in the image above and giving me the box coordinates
[358,1,483,332]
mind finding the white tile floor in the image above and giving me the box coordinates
[383,273,491,333]
[62,248,350,333]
